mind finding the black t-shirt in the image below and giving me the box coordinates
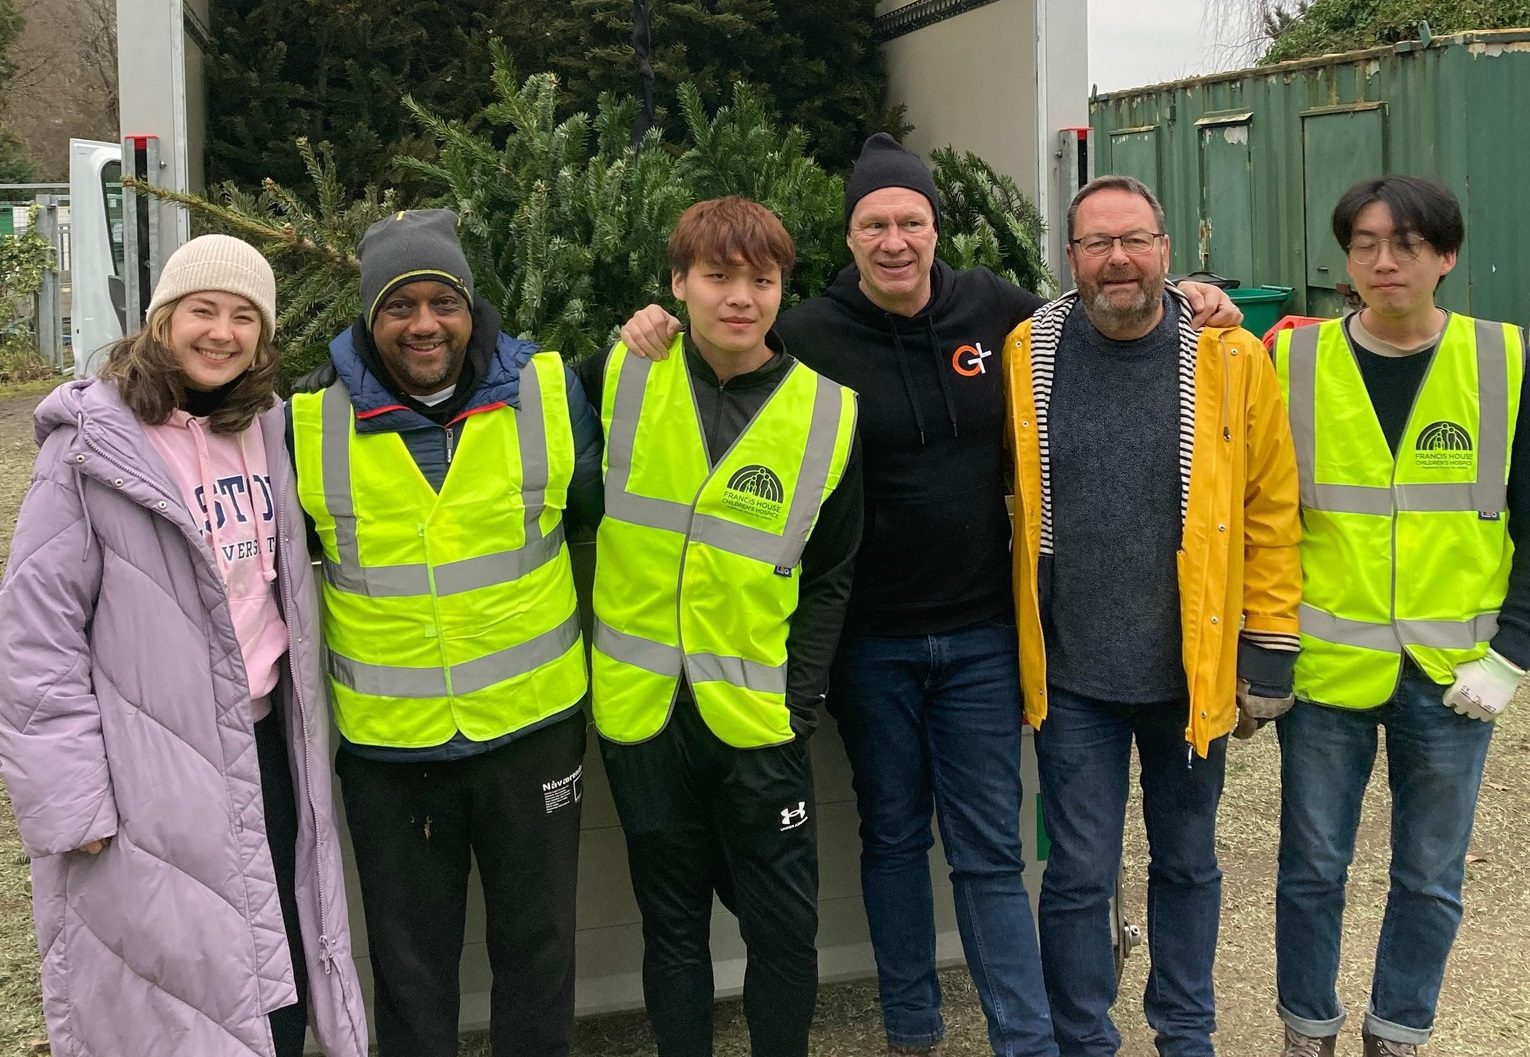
[1344,314,1435,456]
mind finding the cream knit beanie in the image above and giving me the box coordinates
[146,234,278,338]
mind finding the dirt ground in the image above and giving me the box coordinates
[0,384,1527,1056]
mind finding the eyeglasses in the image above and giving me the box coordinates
[1070,231,1167,257]
[1346,234,1428,266]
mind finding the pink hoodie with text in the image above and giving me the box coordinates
[145,411,287,717]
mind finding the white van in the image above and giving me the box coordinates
[67,138,126,378]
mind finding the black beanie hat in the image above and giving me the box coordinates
[358,209,475,328]
[843,133,941,233]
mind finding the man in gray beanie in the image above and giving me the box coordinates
[287,208,602,1057]
[617,136,1244,1056]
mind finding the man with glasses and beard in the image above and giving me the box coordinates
[1002,174,1303,1057]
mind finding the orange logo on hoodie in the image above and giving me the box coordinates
[952,342,993,377]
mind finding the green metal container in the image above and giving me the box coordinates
[1091,29,1530,327]
[1226,284,1293,338]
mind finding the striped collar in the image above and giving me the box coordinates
[1026,286,1200,556]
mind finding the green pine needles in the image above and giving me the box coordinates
[142,43,1051,384]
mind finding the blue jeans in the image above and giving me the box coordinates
[828,619,1057,1056]
[1275,663,1494,1046]
[1035,685,1226,1057]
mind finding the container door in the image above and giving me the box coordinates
[1302,108,1386,300]
[1109,126,1161,196]
[1198,122,1255,283]
[68,139,125,377]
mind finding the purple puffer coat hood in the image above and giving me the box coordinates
[0,379,367,1057]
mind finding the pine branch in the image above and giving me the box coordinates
[122,176,360,269]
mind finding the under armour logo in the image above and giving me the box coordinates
[779,801,808,831]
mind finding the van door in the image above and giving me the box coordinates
[68,139,126,377]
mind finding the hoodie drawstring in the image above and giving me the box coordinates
[925,317,961,440]
[236,423,277,587]
[887,316,963,448]
[889,325,929,446]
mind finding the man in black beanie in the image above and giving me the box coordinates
[287,208,603,1057]
[618,136,1240,1056]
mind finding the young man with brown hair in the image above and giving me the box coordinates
[576,196,863,1057]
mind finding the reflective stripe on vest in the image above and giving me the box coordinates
[316,365,567,598]
[591,342,856,747]
[291,353,587,747]
[1277,315,1522,707]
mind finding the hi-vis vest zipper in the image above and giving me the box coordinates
[291,353,587,747]
[591,339,857,748]
[1275,315,1524,708]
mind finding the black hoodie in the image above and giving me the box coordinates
[777,259,1044,636]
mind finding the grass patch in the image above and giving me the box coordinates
[0,339,53,392]
[0,378,57,403]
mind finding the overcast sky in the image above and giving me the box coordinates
[1088,0,1254,93]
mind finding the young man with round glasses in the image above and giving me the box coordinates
[1003,174,1303,1057]
[1271,176,1530,1057]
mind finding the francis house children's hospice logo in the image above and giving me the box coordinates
[722,464,785,522]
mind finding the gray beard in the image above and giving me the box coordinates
[1081,276,1165,335]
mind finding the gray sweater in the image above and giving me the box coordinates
[1043,296,1189,702]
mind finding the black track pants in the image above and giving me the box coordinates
[337,715,587,1057]
[601,701,819,1057]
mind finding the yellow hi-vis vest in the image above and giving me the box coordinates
[591,340,857,748]
[1275,314,1524,708]
[290,353,587,747]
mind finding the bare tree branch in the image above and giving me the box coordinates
[2,0,118,177]
[1203,0,1312,67]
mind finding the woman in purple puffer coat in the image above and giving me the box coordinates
[0,236,367,1057]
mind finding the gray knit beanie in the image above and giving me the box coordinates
[843,133,942,233]
[358,209,475,327]
[146,234,278,337]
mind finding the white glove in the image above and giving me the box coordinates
[1444,650,1525,722]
